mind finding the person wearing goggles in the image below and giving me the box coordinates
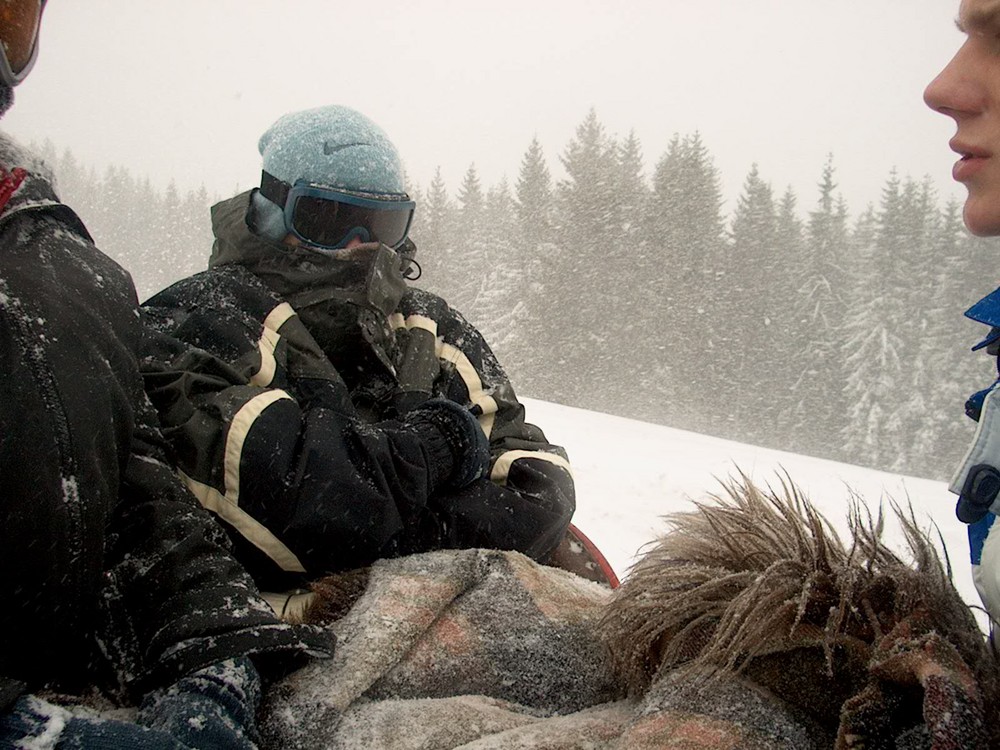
[0,2,332,747]
[0,0,42,89]
[246,104,418,257]
[139,104,579,605]
[259,171,415,252]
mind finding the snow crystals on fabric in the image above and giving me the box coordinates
[258,105,407,196]
[15,697,69,750]
[260,549,619,749]
[60,476,79,507]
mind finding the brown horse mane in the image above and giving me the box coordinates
[599,469,1000,716]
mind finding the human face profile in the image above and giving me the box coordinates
[925,0,1000,236]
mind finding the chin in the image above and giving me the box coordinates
[963,198,1000,237]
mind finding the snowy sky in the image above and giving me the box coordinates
[2,1,967,217]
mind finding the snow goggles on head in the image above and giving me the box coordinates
[260,171,415,251]
[0,0,44,88]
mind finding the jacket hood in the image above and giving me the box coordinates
[0,132,90,237]
[209,190,408,322]
[209,189,280,269]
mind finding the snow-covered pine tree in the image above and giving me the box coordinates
[411,166,456,299]
[644,132,727,431]
[913,196,980,477]
[548,108,620,405]
[725,163,780,445]
[473,179,532,381]
[841,170,914,470]
[512,137,561,400]
[786,156,850,459]
[445,163,489,319]
[769,186,808,447]
[515,136,554,251]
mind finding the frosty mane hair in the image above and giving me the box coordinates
[599,471,1000,711]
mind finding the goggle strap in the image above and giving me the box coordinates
[260,171,290,208]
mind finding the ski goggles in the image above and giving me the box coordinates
[0,0,44,88]
[260,171,415,251]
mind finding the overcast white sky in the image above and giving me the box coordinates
[3,1,967,218]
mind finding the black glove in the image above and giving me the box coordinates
[956,463,1000,523]
[952,385,1000,524]
[403,398,490,489]
[391,389,432,417]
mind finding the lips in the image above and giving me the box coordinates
[951,140,991,182]
[954,155,987,182]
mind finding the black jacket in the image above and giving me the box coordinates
[0,139,331,708]
[140,191,575,590]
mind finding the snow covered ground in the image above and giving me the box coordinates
[521,397,986,630]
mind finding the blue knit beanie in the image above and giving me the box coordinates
[259,105,406,194]
[252,105,408,242]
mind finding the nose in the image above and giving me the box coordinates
[924,39,983,119]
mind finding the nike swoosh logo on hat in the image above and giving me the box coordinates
[324,141,367,155]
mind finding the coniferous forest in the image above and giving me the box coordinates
[34,108,1000,482]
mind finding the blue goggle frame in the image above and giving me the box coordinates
[261,171,415,251]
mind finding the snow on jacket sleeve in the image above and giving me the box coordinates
[391,291,576,563]
[99,395,333,699]
[0,186,137,699]
[140,268,573,587]
[140,269,485,586]
[0,160,330,706]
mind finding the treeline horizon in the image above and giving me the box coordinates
[31,108,1000,481]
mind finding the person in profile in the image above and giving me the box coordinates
[139,104,585,600]
[926,0,1000,633]
[0,3,331,747]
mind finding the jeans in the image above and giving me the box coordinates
[0,657,261,749]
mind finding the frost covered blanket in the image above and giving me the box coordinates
[260,548,624,749]
[260,476,1000,749]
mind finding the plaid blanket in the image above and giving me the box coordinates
[261,548,624,749]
